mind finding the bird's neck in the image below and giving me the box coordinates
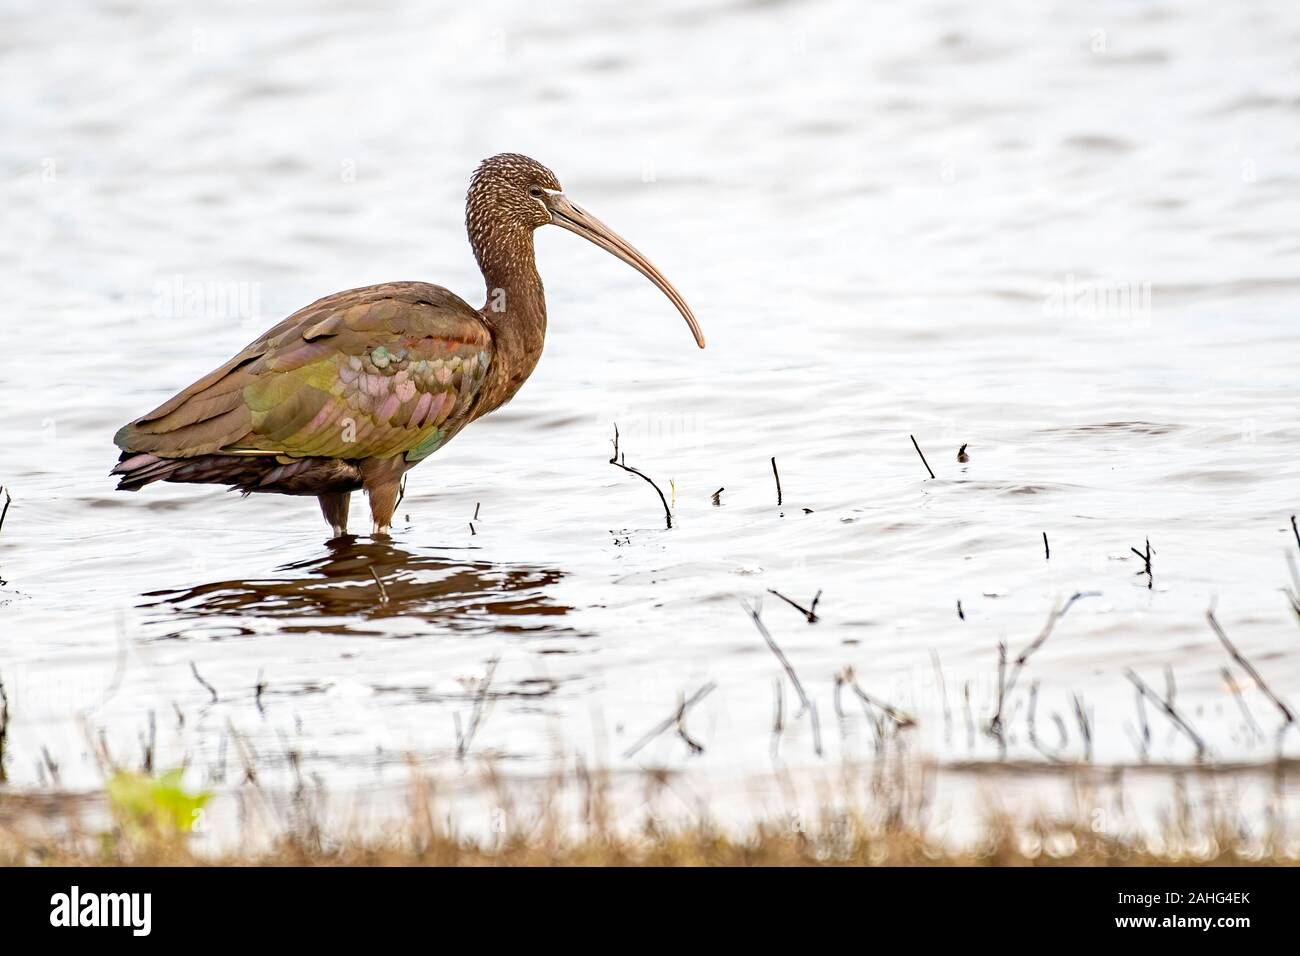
[474,232,548,415]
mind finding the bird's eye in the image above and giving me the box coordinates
[528,186,544,197]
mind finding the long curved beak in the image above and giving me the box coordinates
[545,193,705,349]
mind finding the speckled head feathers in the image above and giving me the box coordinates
[466,153,562,239]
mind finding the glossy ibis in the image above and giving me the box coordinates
[112,153,704,537]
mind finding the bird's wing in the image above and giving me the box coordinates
[115,282,494,463]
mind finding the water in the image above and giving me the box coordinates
[2,0,1299,822]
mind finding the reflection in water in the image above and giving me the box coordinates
[141,539,572,639]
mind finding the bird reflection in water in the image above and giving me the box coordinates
[140,538,572,639]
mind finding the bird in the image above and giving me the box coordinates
[111,153,704,538]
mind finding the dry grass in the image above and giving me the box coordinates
[3,815,1286,867]
[1,757,1294,867]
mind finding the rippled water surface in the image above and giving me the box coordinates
[2,0,1300,811]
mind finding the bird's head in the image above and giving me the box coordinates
[467,153,704,348]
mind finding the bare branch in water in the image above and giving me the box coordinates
[190,662,218,704]
[931,650,953,745]
[1131,538,1154,590]
[962,681,975,750]
[368,565,390,604]
[1286,551,1300,623]
[987,641,1009,757]
[40,746,60,786]
[456,658,499,760]
[1072,693,1093,762]
[1126,669,1206,759]
[624,682,716,759]
[1134,681,1151,761]
[609,424,672,529]
[842,666,916,728]
[1207,606,1294,725]
[767,588,821,623]
[743,601,821,756]
[990,592,1099,734]
[675,691,706,754]
[909,434,935,479]
[140,709,156,773]
[1027,681,1066,763]
[1222,667,1263,743]
[806,700,823,758]
[744,602,808,711]
[770,678,785,764]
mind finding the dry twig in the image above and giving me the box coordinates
[743,601,822,756]
[767,588,821,623]
[909,435,935,479]
[1207,607,1294,725]
[609,425,672,529]
[1126,669,1206,759]
[190,662,218,704]
[623,682,716,759]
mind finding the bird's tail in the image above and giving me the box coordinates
[110,451,275,491]
[111,452,187,491]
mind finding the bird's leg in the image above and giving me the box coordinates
[366,478,400,537]
[318,491,351,539]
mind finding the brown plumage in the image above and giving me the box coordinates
[112,153,704,538]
